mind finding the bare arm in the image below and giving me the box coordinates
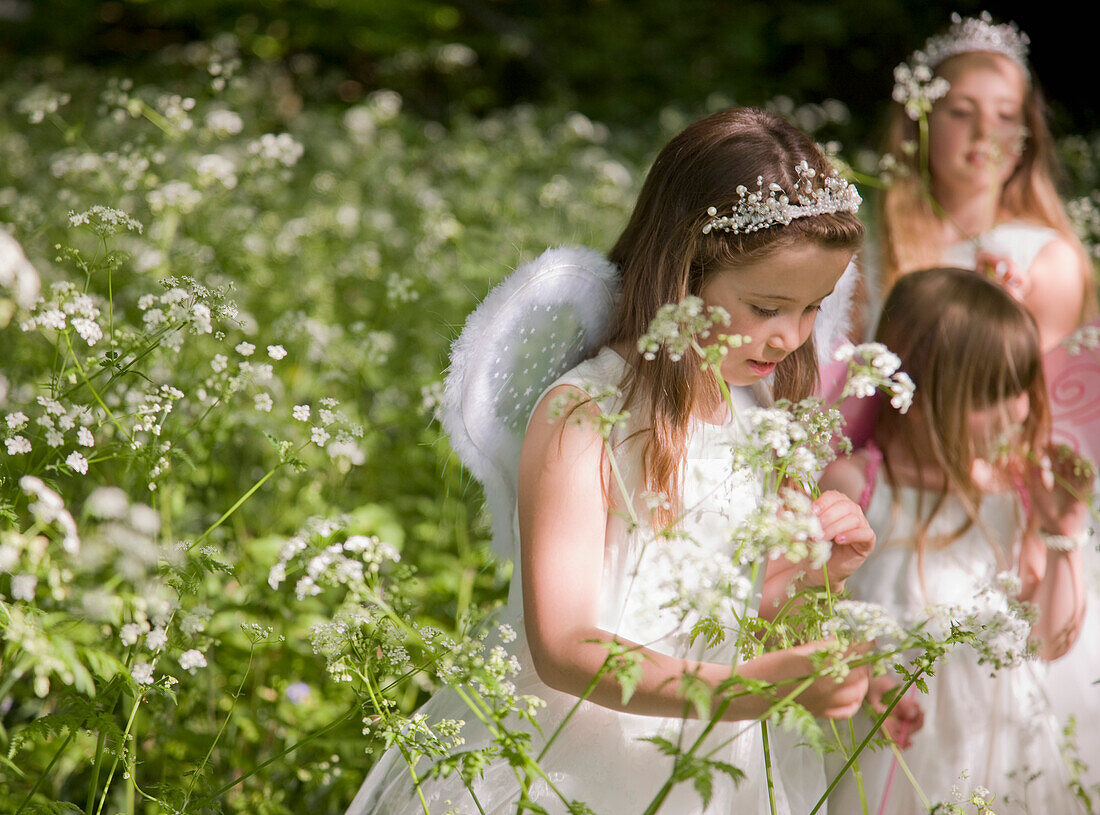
[517,385,870,720]
[1021,237,1087,352]
[1023,447,1091,660]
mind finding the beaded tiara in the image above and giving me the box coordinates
[701,161,861,235]
[918,11,1030,74]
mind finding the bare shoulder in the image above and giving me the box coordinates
[1025,236,1086,348]
[820,449,872,504]
[519,384,607,491]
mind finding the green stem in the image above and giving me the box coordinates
[200,704,359,801]
[64,332,135,447]
[889,739,931,809]
[84,727,107,815]
[762,720,779,815]
[807,666,927,815]
[829,718,868,815]
[188,464,281,551]
[15,728,76,815]
[95,693,144,815]
[182,644,258,806]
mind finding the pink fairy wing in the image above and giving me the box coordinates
[1045,318,1100,466]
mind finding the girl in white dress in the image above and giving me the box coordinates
[873,13,1100,797]
[877,12,1094,353]
[346,108,879,815]
[823,267,1090,814]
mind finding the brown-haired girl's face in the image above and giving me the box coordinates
[928,52,1027,198]
[699,243,852,385]
[968,390,1030,457]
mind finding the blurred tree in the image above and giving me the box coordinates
[1,0,1092,136]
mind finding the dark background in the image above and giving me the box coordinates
[1,0,1092,139]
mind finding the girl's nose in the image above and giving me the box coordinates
[767,315,805,355]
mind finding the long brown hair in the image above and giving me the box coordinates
[873,267,1048,556]
[879,50,1095,316]
[606,108,864,524]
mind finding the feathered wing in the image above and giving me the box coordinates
[440,247,620,563]
[813,258,861,364]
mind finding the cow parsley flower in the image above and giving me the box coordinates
[120,622,146,646]
[267,344,287,360]
[10,574,37,601]
[5,412,28,430]
[66,451,89,474]
[833,341,915,413]
[637,296,746,362]
[146,627,168,651]
[5,435,31,455]
[731,489,829,568]
[131,662,155,685]
[179,649,207,673]
[68,205,143,237]
[892,60,950,121]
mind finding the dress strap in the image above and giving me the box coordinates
[859,441,883,512]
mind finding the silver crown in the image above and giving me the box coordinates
[701,161,862,235]
[918,11,1030,73]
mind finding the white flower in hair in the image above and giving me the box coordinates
[702,162,861,235]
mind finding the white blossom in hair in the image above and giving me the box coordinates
[701,161,861,235]
[918,11,1030,75]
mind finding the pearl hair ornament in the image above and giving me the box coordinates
[918,11,1030,75]
[702,161,862,236]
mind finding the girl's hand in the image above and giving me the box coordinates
[775,639,872,720]
[1027,444,1094,538]
[813,490,876,588]
[976,251,1030,301]
[867,676,924,749]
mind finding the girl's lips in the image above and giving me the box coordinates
[747,359,777,376]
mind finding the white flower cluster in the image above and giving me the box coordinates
[147,180,203,215]
[730,489,829,568]
[940,773,996,815]
[646,529,755,632]
[930,572,1035,672]
[284,397,366,462]
[17,84,72,124]
[377,712,467,766]
[21,281,104,346]
[247,133,304,168]
[267,516,400,601]
[833,342,915,412]
[821,600,905,648]
[67,205,143,237]
[729,398,843,483]
[138,282,220,344]
[892,61,951,121]
[0,228,42,309]
[1066,194,1100,260]
[1062,322,1100,356]
[18,475,80,554]
[637,296,734,362]
[131,384,185,438]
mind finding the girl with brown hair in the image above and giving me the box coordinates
[348,107,878,814]
[823,267,1089,814]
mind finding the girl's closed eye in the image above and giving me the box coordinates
[750,304,779,317]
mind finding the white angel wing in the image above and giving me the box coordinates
[441,246,620,563]
[813,258,861,364]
